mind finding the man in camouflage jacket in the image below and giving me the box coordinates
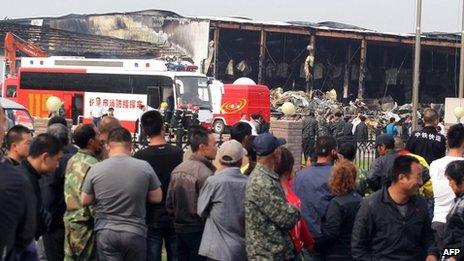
[302,112,318,160]
[317,114,331,138]
[329,112,345,140]
[63,125,101,261]
[245,133,301,260]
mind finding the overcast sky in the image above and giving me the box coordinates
[1,0,461,34]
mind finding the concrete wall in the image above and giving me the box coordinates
[444,98,464,125]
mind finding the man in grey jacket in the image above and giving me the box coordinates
[197,140,248,261]
[367,134,398,191]
[166,126,217,261]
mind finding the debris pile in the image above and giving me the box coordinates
[270,88,342,115]
[270,88,434,131]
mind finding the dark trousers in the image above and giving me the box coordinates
[147,225,177,261]
[93,117,101,127]
[16,241,38,261]
[176,231,204,261]
[42,228,65,261]
[302,249,325,261]
[432,221,445,254]
[96,229,146,261]
[302,140,315,160]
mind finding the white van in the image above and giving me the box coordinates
[0,98,34,131]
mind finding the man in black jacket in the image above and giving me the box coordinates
[134,110,183,261]
[352,155,438,261]
[40,123,77,261]
[340,116,355,146]
[354,115,369,142]
[406,108,446,164]
[19,134,62,241]
[0,106,37,260]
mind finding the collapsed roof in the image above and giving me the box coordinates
[0,10,201,59]
[0,21,187,58]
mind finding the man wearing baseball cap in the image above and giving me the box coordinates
[367,134,398,191]
[197,140,248,260]
[245,133,301,260]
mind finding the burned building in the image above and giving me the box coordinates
[0,9,461,104]
[208,18,460,105]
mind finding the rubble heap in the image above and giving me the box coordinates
[270,88,442,131]
[271,88,342,115]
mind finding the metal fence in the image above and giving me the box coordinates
[132,135,378,171]
[303,139,377,170]
[351,140,377,171]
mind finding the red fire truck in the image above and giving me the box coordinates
[211,84,270,133]
[1,56,213,132]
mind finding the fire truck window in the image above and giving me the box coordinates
[198,87,209,101]
[147,87,161,109]
[20,72,172,95]
[6,85,17,97]
[174,76,211,110]
[162,87,173,100]
[131,75,172,94]
[84,74,131,93]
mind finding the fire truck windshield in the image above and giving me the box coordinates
[175,76,211,109]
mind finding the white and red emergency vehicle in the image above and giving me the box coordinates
[1,56,213,131]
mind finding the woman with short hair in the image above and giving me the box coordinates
[315,161,362,260]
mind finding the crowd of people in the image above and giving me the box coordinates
[0,104,463,261]
[300,109,445,162]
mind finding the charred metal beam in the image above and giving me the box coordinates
[258,29,266,84]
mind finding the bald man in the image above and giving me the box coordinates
[406,108,446,164]
[97,116,121,160]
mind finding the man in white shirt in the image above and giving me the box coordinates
[351,113,361,135]
[429,123,464,252]
[437,118,446,136]
[90,97,105,127]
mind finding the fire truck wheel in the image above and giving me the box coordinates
[213,120,225,134]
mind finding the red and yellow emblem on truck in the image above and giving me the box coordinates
[220,98,247,114]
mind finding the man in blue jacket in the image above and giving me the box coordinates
[385,117,398,136]
[294,136,337,239]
